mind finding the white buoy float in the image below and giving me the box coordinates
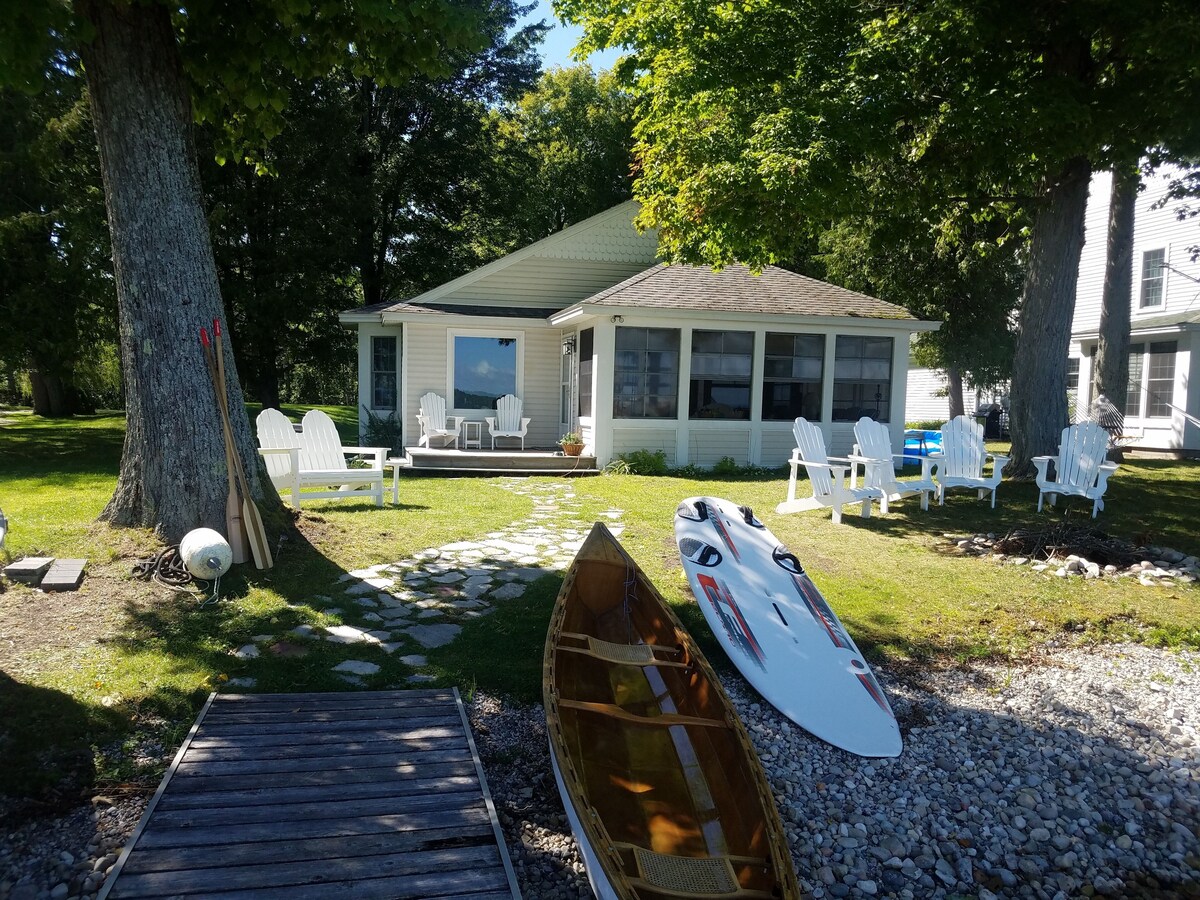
[179,527,233,580]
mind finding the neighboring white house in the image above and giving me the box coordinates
[340,202,939,467]
[1070,166,1200,456]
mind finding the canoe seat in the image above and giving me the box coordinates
[617,845,777,898]
[557,633,689,669]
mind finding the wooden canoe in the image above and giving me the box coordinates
[544,522,800,900]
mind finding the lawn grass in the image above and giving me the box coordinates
[1,406,1198,809]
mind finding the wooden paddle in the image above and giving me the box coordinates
[199,328,248,563]
[209,320,273,570]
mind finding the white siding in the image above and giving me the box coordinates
[1074,166,1200,335]
[905,366,989,426]
[687,426,752,466]
[446,258,654,308]
[761,427,798,468]
[611,426,678,465]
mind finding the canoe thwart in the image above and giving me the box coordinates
[557,698,731,729]
[557,632,689,669]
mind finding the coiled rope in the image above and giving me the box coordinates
[132,547,219,603]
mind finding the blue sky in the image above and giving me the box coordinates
[519,0,623,71]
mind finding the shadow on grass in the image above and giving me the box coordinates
[0,672,121,823]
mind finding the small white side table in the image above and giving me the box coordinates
[461,420,482,450]
[385,457,407,504]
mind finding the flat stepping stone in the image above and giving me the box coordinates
[431,572,465,584]
[324,625,379,645]
[378,608,412,622]
[288,625,317,639]
[333,660,380,676]
[362,612,384,623]
[251,634,274,642]
[406,674,437,684]
[399,655,427,667]
[490,582,526,601]
[380,642,404,654]
[338,674,365,686]
[41,558,87,592]
[401,623,462,649]
[225,677,256,688]
[460,583,490,600]
[439,541,479,551]
[509,567,545,582]
[233,644,259,660]
[345,582,378,596]
[3,557,54,585]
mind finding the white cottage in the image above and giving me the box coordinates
[1069,166,1200,456]
[340,202,938,467]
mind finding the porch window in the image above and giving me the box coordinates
[690,330,753,419]
[371,336,397,409]
[578,328,594,417]
[832,336,892,422]
[1124,341,1177,418]
[762,332,824,421]
[1066,357,1080,422]
[614,326,679,418]
[1139,249,1166,308]
[452,334,518,409]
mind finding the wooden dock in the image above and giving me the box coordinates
[99,688,520,900]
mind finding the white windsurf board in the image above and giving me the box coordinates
[675,495,902,757]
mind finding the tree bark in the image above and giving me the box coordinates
[1091,165,1138,405]
[1006,156,1092,477]
[945,366,965,420]
[29,369,69,417]
[77,0,278,541]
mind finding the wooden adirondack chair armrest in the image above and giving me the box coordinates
[519,417,532,429]
[790,459,843,471]
[446,416,466,430]
[1095,462,1119,491]
[985,453,1010,471]
[484,416,498,430]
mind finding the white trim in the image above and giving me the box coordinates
[446,329,525,416]
[581,303,937,332]
[382,311,554,328]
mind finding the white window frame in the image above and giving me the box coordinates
[1138,247,1167,310]
[370,335,398,411]
[446,329,524,415]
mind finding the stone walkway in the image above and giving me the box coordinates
[228,479,623,688]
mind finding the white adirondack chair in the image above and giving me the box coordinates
[1033,421,1119,517]
[416,392,464,449]
[776,418,882,523]
[929,415,1009,508]
[255,408,387,507]
[484,394,531,450]
[851,417,936,513]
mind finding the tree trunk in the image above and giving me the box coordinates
[1091,164,1138,406]
[77,0,278,541]
[29,369,69,417]
[1006,156,1092,477]
[945,366,965,420]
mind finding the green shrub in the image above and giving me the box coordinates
[617,448,669,475]
[905,420,946,431]
[361,406,402,453]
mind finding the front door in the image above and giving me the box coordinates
[560,335,578,438]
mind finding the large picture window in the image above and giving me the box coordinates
[690,330,752,419]
[1125,341,1177,418]
[1139,249,1166,308]
[614,327,679,418]
[453,335,517,408]
[371,336,397,409]
[762,332,824,421]
[832,336,892,422]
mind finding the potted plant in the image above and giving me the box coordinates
[558,431,585,456]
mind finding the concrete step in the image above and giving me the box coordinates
[404,448,597,475]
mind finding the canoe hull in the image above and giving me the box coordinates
[544,522,800,899]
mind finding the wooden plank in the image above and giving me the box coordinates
[157,774,480,811]
[147,789,485,830]
[180,734,467,763]
[133,806,494,851]
[97,693,217,900]
[170,753,472,787]
[206,696,453,710]
[119,823,497,873]
[197,710,459,736]
[453,686,522,900]
[171,746,472,779]
[112,865,512,900]
[186,720,463,750]
[204,710,460,729]
[110,843,502,897]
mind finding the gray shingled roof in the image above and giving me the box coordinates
[577,263,916,320]
[355,300,554,319]
[1131,309,1200,331]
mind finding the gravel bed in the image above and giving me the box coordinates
[4,643,1196,900]
[471,642,1199,899]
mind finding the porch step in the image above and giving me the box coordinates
[404,448,598,475]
